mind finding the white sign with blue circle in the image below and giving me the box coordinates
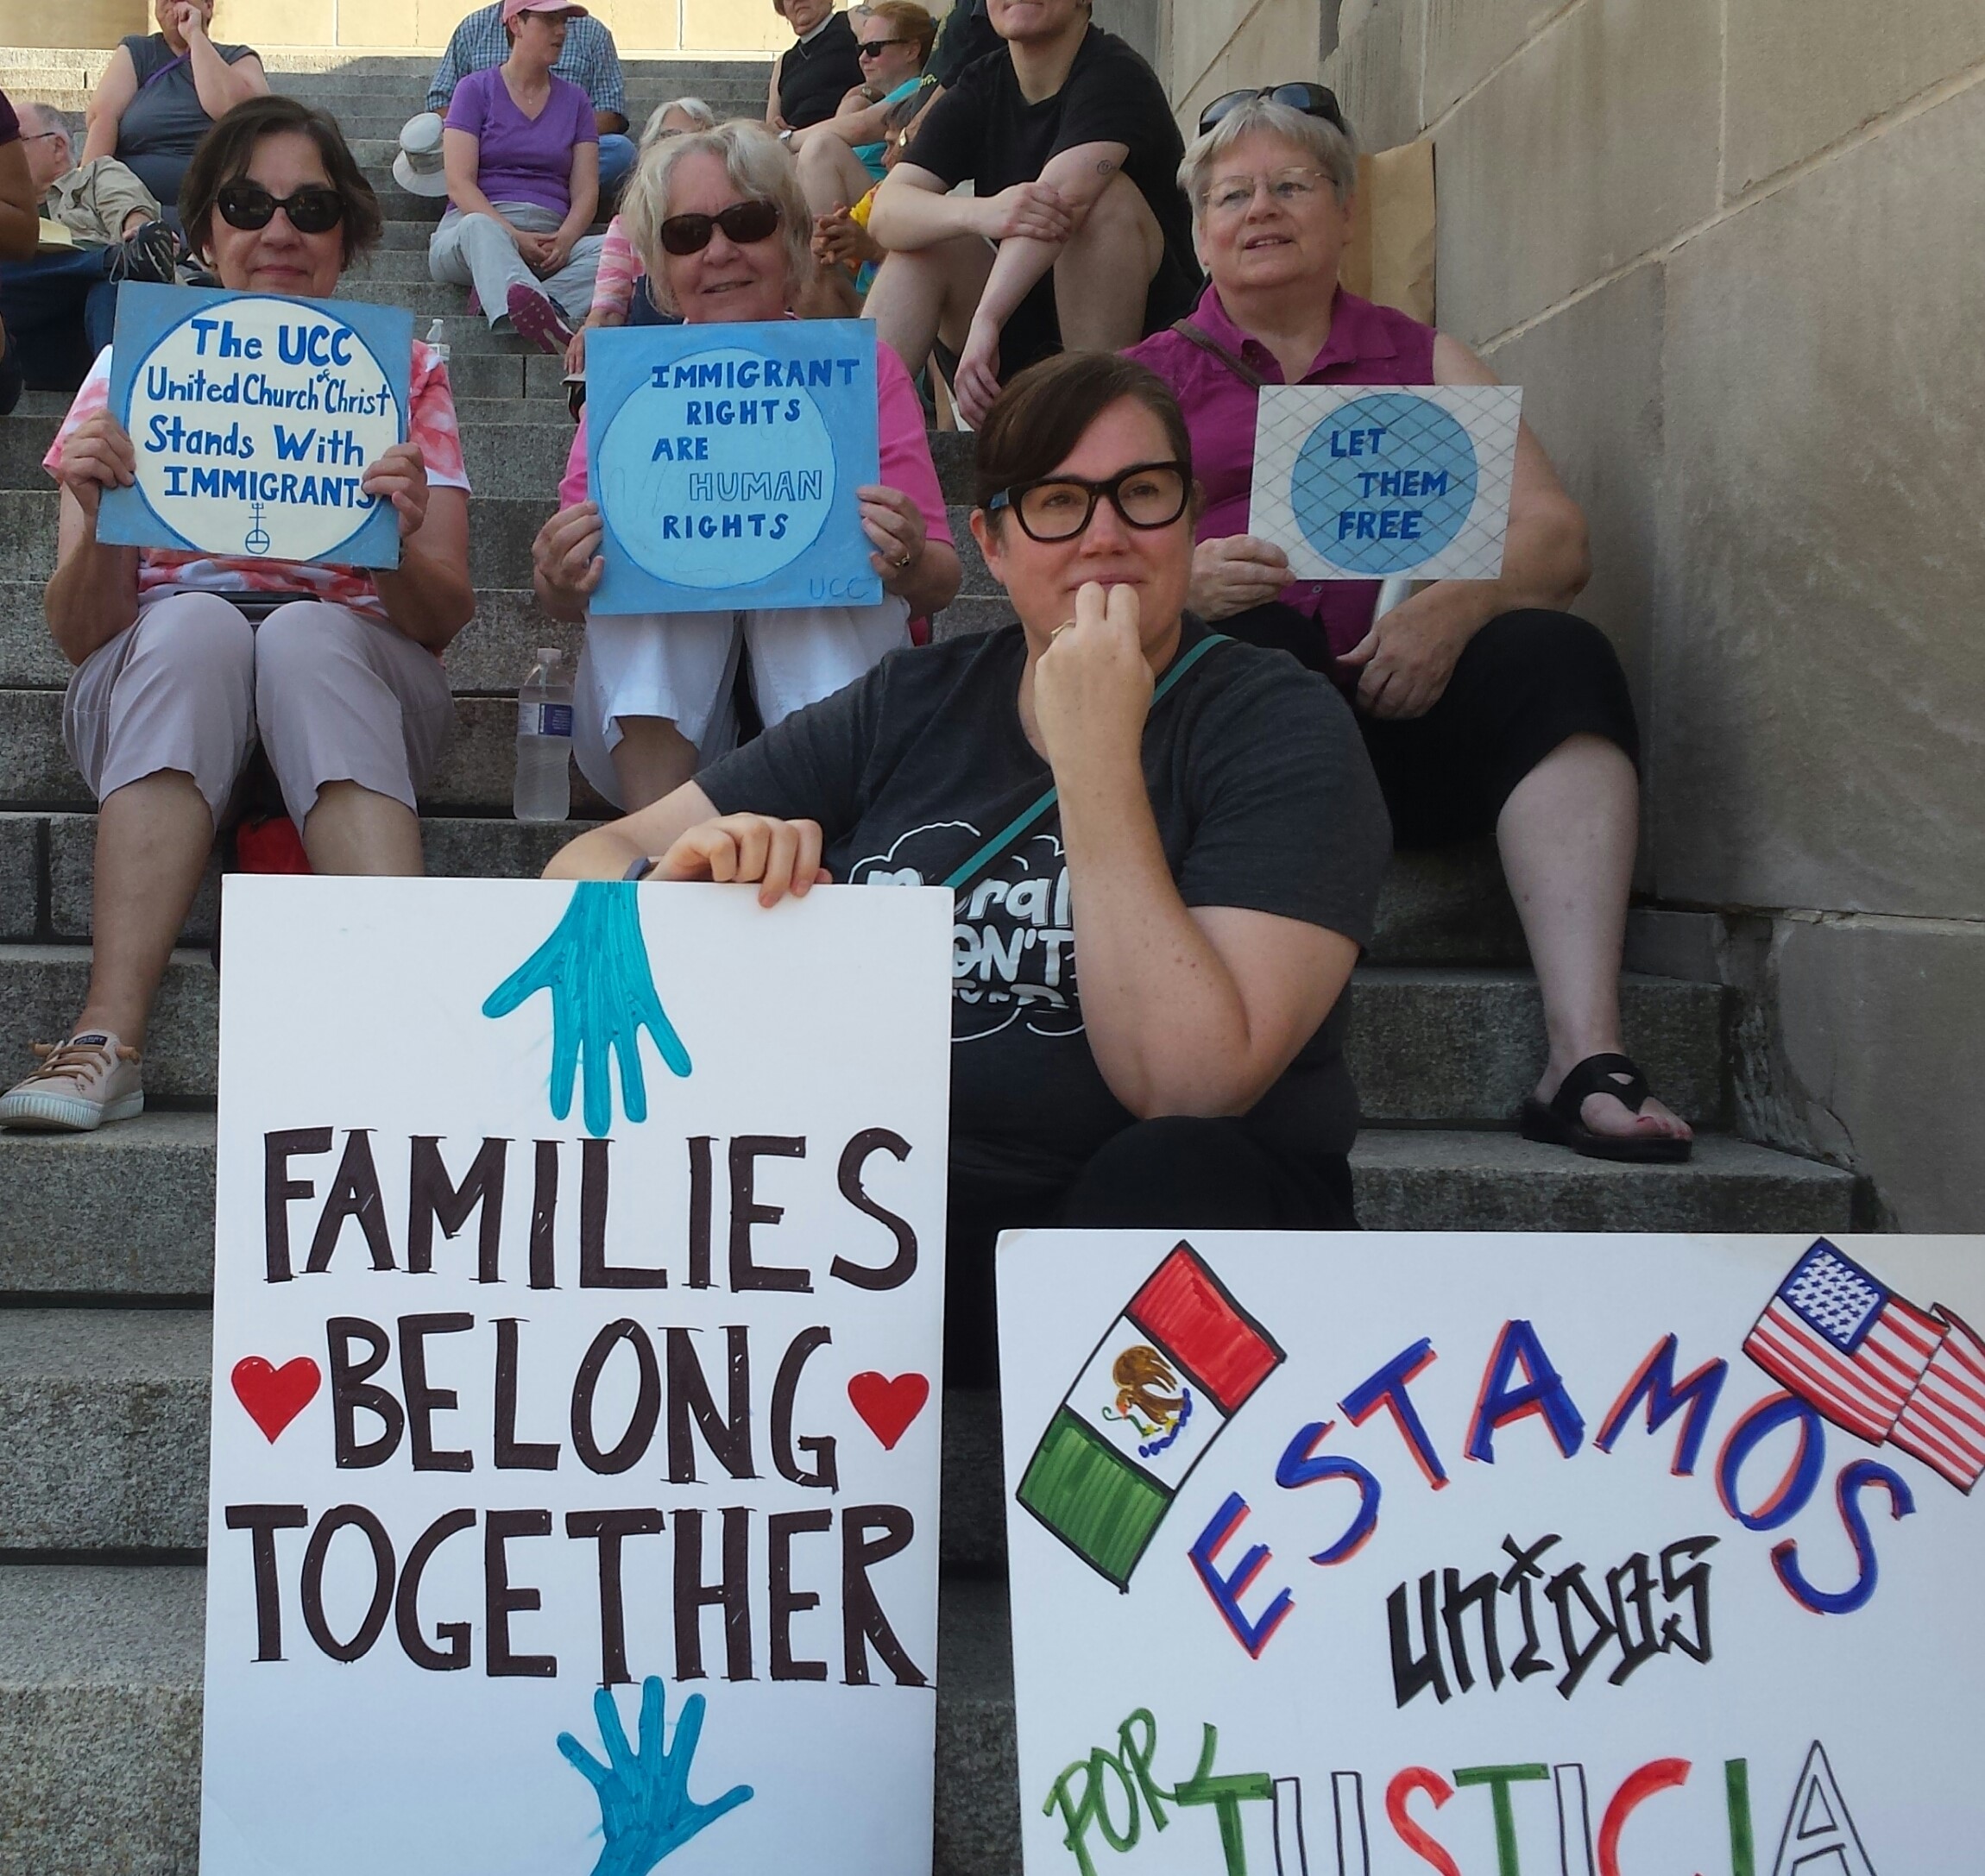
[587,319,880,615]
[1248,382,1524,581]
[98,283,412,570]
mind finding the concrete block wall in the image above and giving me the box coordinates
[1149,0,1985,1227]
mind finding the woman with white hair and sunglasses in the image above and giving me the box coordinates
[531,121,961,811]
[1128,85,1692,1164]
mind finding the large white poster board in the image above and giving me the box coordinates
[204,877,952,1876]
[999,1231,1985,1876]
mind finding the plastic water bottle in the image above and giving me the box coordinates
[514,647,573,822]
[424,316,450,367]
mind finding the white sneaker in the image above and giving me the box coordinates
[0,1032,145,1131]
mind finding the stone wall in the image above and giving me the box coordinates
[1156,0,1985,1227]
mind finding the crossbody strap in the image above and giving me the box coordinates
[941,632,1232,893]
[1169,318,1270,392]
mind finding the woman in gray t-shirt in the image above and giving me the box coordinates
[82,0,268,214]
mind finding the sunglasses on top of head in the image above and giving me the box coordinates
[1197,82,1347,139]
[214,183,346,234]
[658,197,782,256]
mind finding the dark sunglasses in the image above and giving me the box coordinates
[658,197,781,256]
[214,182,345,235]
[987,461,1190,544]
[857,35,914,55]
[1198,82,1347,138]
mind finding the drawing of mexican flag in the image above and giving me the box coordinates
[1015,1242,1285,1589]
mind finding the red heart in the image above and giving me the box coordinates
[231,1356,321,1444]
[848,1371,930,1451]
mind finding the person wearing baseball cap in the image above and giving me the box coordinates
[425,0,608,353]
[412,0,633,199]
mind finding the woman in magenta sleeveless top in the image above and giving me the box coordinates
[1130,88,1692,1162]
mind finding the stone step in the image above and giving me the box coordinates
[0,1112,1852,1306]
[0,1309,1006,1577]
[0,944,1723,1115]
[1,801,1523,954]
[0,1563,1016,1876]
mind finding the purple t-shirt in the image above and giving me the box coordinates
[445,66,596,218]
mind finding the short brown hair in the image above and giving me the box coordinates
[861,0,936,64]
[180,95,383,268]
[973,351,1196,518]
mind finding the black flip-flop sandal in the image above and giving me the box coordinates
[1519,1052,1692,1163]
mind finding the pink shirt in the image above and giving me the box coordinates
[588,216,640,323]
[1128,284,1437,658]
[49,340,470,620]
[560,335,954,548]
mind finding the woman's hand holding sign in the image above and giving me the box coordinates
[361,440,431,541]
[54,410,137,523]
[1188,535,1291,623]
[652,813,830,908]
[532,500,607,622]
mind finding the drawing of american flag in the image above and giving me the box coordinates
[1888,1306,1985,1493]
[1742,1240,1944,1442]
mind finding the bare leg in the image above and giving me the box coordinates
[1498,733,1691,1142]
[1052,170,1164,352]
[796,135,877,222]
[862,234,993,377]
[73,771,215,1048]
[303,781,425,876]
[610,715,700,813]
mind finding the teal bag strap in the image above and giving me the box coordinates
[940,632,1232,893]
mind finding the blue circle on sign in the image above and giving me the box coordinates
[1289,391,1478,575]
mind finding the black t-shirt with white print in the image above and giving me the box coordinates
[697,616,1391,1193]
[901,25,1202,379]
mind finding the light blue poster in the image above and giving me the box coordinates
[1249,382,1524,581]
[98,282,413,570]
[587,319,881,615]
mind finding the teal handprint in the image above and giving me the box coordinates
[558,1676,754,1875]
[484,882,692,1137]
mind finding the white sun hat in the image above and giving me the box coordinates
[392,112,451,198]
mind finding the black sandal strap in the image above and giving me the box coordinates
[1551,1053,1651,1123]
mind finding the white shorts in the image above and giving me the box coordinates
[573,598,911,809]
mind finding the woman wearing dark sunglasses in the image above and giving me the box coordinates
[539,352,1390,1384]
[1,98,475,1134]
[532,121,959,814]
[1128,89,1692,1162]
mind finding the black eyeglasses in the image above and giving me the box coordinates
[214,183,346,235]
[1198,82,1347,138]
[987,462,1190,543]
[857,35,913,55]
[658,198,782,255]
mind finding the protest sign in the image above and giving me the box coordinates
[203,875,951,1876]
[999,1231,1985,1876]
[98,283,412,569]
[586,318,882,616]
[1249,384,1522,580]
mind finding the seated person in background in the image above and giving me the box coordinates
[0,104,177,396]
[766,0,866,135]
[923,0,1000,88]
[563,96,715,379]
[866,0,1201,428]
[0,97,473,1134]
[1129,87,1692,1161]
[423,0,634,198]
[0,90,40,413]
[428,0,606,356]
[541,352,1389,1383]
[82,0,268,219]
[529,123,960,812]
[789,2,936,215]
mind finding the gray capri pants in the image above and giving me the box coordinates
[64,591,456,825]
